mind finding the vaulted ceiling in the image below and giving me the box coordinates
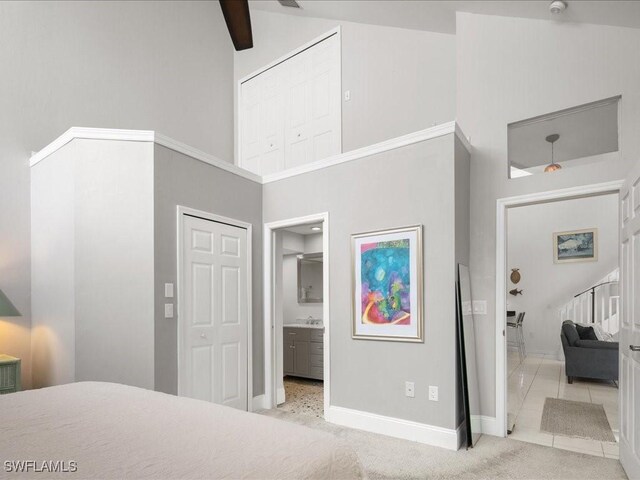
[250,1,640,34]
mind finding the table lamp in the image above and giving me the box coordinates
[0,289,20,316]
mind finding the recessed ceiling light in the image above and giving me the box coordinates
[549,1,567,14]
[310,226,321,231]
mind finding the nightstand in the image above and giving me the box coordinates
[0,355,21,394]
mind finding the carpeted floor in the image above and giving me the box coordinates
[259,408,627,479]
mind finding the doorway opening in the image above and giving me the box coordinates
[496,183,622,458]
[264,213,330,419]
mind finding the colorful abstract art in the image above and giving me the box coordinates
[352,226,423,342]
[553,228,598,264]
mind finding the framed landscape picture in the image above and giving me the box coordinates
[351,225,423,342]
[553,228,598,264]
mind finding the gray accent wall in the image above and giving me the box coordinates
[234,9,456,160]
[153,145,263,395]
[1,1,235,387]
[263,134,465,429]
[456,12,640,417]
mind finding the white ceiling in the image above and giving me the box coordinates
[250,1,640,35]
[281,223,323,235]
[508,99,619,169]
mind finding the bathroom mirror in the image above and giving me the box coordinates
[297,253,323,303]
[457,264,481,447]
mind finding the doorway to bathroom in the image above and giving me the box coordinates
[264,213,329,419]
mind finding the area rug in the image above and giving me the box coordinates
[278,376,324,418]
[540,397,616,442]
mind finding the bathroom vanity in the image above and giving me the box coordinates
[283,324,324,380]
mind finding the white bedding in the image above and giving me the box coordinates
[0,382,363,479]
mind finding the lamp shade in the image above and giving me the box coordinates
[0,289,21,316]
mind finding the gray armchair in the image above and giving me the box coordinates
[560,320,618,384]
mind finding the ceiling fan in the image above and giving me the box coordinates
[219,0,254,51]
[220,0,301,51]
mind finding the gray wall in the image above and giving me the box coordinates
[454,136,471,428]
[507,194,619,356]
[456,12,640,417]
[234,9,456,160]
[31,139,156,389]
[263,134,461,429]
[0,0,235,387]
[73,140,155,388]
[153,146,263,396]
[31,146,76,388]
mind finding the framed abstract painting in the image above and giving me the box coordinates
[553,228,598,264]
[351,225,423,342]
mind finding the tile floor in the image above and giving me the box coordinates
[508,351,619,459]
[278,376,324,417]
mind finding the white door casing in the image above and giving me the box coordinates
[263,213,330,416]
[620,160,640,479]
[239,28,341,175]
[178,209,251,411]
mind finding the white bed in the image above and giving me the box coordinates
[0,382,363,479]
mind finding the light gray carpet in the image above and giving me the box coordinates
[259,408,626,479]
[541,397,616,442]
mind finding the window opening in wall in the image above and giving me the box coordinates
[507,96,620,178]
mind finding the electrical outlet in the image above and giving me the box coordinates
[428,385,439,402]
[405,381,415,398]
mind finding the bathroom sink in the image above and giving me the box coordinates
[286,318,324,329]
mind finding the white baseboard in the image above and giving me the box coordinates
[480,415,503,437]
[252,394,266,411]
[326,405,459,450]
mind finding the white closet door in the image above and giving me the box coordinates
[181,215,249,411]
[239,32,341,175]
[308,33,341,164]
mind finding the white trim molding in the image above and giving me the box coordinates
[479,416,501,437]
[494,180,624,437]
[262,121,465,184]
[29,123,470,186]
[30,127,262,184]
[252,394,267,411]
[326,406,460,451]
[238,27,342,85]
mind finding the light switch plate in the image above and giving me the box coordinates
[405,381,415,398]
[164,283,174,298]
[472,300,487,315]
[164,303,174,319]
